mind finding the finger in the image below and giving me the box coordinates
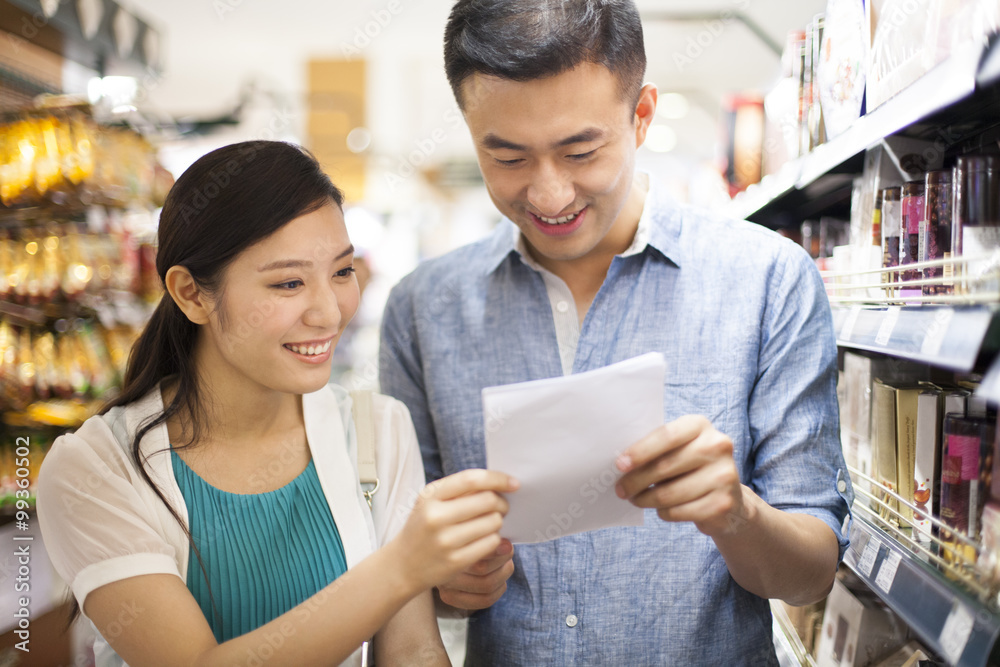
[616,416,710,473]
[617,429,732,499]
[445,556,515,594]
[424,491,509,528]
[438,583,508,611]
[447,533,505,574]
[627,459,737,510]
[426,469,520,501]
[463,547,515,578]
[438,511,505,551]
[654,487,738,525]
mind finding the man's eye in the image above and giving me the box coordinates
[568,150,596,160]
[494,158,523,166]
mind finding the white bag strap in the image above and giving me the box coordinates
[350,390,379,509]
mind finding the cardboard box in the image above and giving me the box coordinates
[815,579,907,667]
[914,390,942,550]
[894,387,920,532]
[873,380,899,523]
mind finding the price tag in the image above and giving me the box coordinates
[874,550,902,593]
[875,306,901,347]
[919,308,954,357]
[939,601,975,664]
[839,305,862,342]
[858,536,880,577]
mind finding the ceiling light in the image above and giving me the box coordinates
[346,127,372,153]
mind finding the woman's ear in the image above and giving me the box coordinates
[165,266,212,325]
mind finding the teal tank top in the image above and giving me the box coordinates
[171,451,349,642]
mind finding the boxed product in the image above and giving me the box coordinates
[815,579,908,667]
[913,389,942,550]
[866,0,936,109]
[782,600,827,656]
[818,0,867,140]
[895,387,921,530]
[873,380,899,523]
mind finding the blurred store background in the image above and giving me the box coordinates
[4,0,1000,665]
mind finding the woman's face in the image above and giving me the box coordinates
[197,201,359,397]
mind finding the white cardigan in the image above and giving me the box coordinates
[36,383,426,667]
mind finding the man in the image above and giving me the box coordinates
[379,1,852,664]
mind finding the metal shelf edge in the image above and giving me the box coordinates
[844,516,1000,667]
[831,305,996,372]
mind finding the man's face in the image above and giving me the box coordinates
[461,62,655,264]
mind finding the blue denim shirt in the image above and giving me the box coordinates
[379,182,853,666]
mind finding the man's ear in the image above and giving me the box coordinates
[165,265,213,325]
[633,83,658,147]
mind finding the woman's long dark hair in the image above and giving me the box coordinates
[69,141,344,625]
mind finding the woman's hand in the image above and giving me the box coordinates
[389,469,518,595]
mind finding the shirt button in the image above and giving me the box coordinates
[837,479,848,493]
[565,614,578,628]
[556,301,570,313]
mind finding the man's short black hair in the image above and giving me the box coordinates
[444,0,647,111]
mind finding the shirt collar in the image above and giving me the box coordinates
[485,173,683,274]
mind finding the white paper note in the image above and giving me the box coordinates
[483,352,664,543]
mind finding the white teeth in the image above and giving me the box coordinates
[539,212,578,225]
[286,341,331,356]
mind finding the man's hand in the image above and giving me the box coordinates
[614,415,749,537]
[436,539,515,611]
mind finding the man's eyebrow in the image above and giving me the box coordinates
[480,129,606,152]
[481,134,527,151]
[257,244,354,271]
[554,128,605,147]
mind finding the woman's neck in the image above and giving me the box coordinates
[163,345,304,450]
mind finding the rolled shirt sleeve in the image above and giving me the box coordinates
[748,242,853,561]
[36,418,185,609]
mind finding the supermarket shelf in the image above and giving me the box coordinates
[831,305,998,372]
[729,39,989,227]
[843,515,1000,667]
[977,355,1000,405]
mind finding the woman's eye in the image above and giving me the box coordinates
[335,267,357,279]
[273,280,303,290]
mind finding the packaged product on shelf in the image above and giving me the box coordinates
[764,30,806,168]
[801,14,827,155]
[874,380,899,524]
[953,154,1000,295]
[781,600,827,656]
[815,577,909,667]
[871,189,883,249]
[881,187,902,299]
[869,641,931,667]
[817,0,867,141]
[894,387,920,533]
[979,500,1000,584]
[920,169,954,295]
[842,352,875,488]
[898,181,925,300]
[940,398,995,570]
[866,0,936,109]
[914,389,942,552]
[925,0,1000,70]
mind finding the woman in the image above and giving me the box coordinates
[37,141,516,666]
